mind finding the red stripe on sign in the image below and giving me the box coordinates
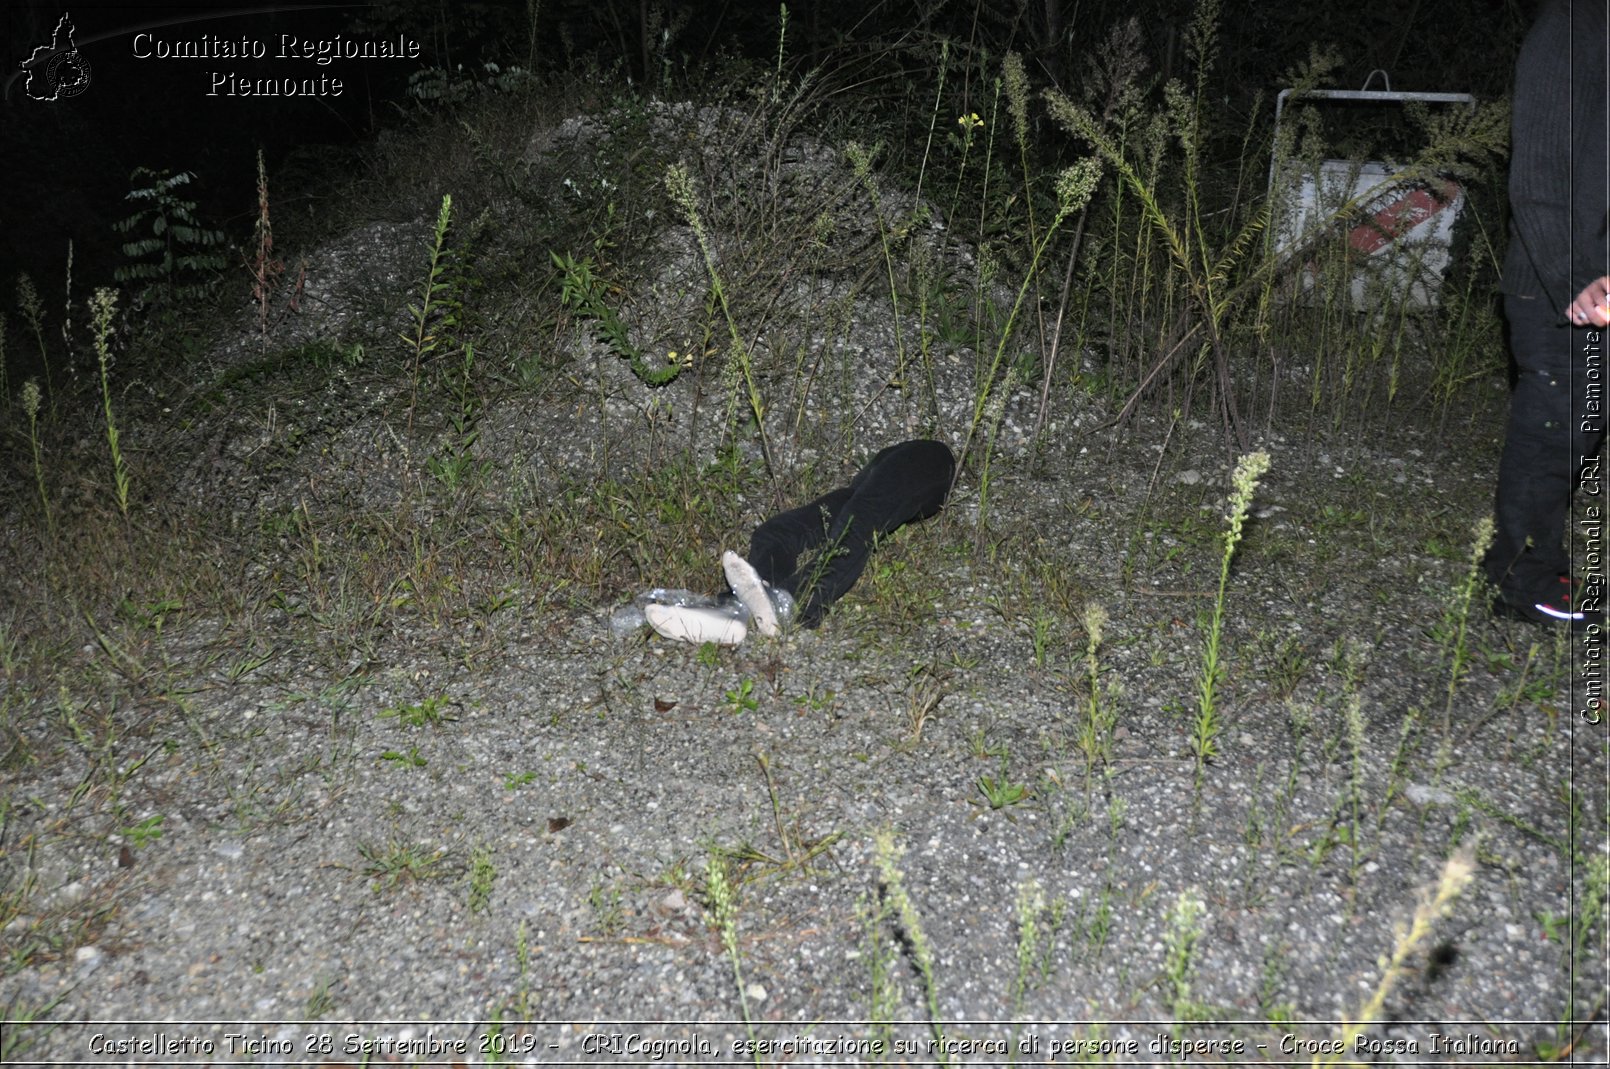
[1347,181,1458,255]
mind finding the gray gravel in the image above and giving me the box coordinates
[1,103,1605,1068]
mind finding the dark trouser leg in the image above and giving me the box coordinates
[750,439,955,627]
[1486,294,1603,597]
[746,487,853,592]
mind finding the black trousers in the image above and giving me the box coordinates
[1486,294,1606,597]
[747,439,955,627]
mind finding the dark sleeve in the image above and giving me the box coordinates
[1566,0,1610,303]
[1504,0,1610,308]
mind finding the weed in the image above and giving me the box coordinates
[722,678,759,715]
[977,753,1032,810]
[357,839,449,890]
[90,288,130,517]
[118,814,165,849]
[1317,849,1474,1064]
[859,888,901,1058]
[429,342,490,491]
[378,695,455,728]
[1192,451,1270,786]
[304,976,339,1018]
[503,770,536,790]
[1162,887,1209,1019]
[22,380,52,537]
[378,745,426,768]
[704,854,761,1065]
[247,148,284,347]
[111,168,228,299]
[1009,879,1065,1054]
[904,660,948,742]
[664,161,776,486]
[872,829,949,1064]
[587,879,625,934]
[1075,603,1119,797]
[402,194,458,432]
[467,844,495,914]
[552,248,679,386]
[15,274,51,409]
[1440,515,1495,731]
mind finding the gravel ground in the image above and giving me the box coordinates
[1,108,1606,1067]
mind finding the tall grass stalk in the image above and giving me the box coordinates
[912,39,951,207]
[1441,516,1494,732]
[22,380,52,537]
[705,855,761,1067]
[16,274,51,412]
[664,162,777,492]
[1193,450,1270,783]
[90,288,129,518]
[846,141,910,388]
[960,160,1102,528]
[403,194,455,435]
[1009,879,1047,1065]
[1318,849,1474,1066]
[1077,602,1117,802]
[872,828,949,1065]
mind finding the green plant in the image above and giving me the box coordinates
[722,678,759,715]
[872,829,949,1064]
[379,745,426,768]
[305,976,339,1018]
[22,379,52,537]
[1318,850,1474,1066]
[960,156,1104,527]
[704,854,761,1065]
[15,274,50,409]
[1162,888,1208,1019]
[428,342,489,491]
[118,814,165,848]
[664,162,776,486]
[1192,451,1270,784]
[1076,603,1119,796]
[859,887,901,1058]
[587,879,625,934]
[402,194,458,432]
[111,168,227,297]
[552,249,680,386]
[90,288,130,517]
[1009,879,1065,1061]
[977,754,1031,810]
[1440,515,1495,731]
[467,846,495,914]
[357,839,448,890]
[378,695,455,727]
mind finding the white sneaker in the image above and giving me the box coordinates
[723,551,779,637]
[644,602,747,646]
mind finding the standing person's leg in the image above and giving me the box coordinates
[1486,294,1600,621]
[787,439,955,627]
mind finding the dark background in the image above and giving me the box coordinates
[1,0,1536,297]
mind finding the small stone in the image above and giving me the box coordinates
[1177,469,1202,485]
[1405,783,1455,806]
[745,982,767,1003]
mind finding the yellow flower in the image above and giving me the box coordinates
[958,112,983,131]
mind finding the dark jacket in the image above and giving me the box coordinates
[1501,0,1610,308]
